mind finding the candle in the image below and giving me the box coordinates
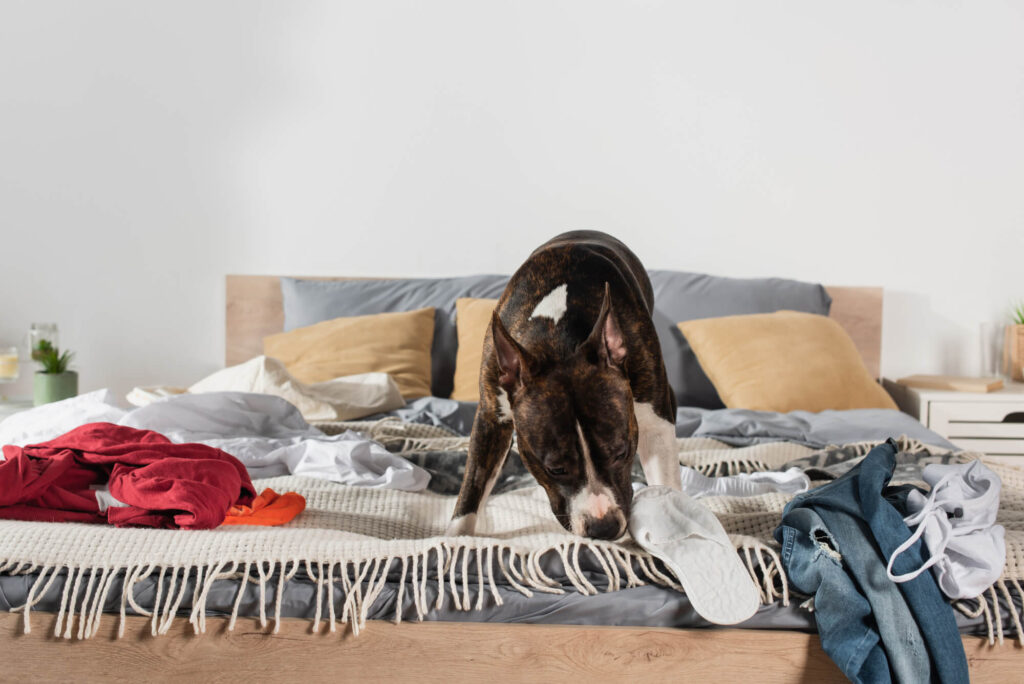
[0,350,18,381]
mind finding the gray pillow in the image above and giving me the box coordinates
[648,270,831,409]
[281,275,508,398]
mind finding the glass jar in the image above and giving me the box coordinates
[28,323,59,361]
[0,346,18,383]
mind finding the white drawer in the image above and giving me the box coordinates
[929,401,1024,456]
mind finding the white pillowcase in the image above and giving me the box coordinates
[127,355,405,422]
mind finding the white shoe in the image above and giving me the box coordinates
[630,486,760,625]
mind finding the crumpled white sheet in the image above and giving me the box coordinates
[0,390,429,491]
[632,466,810,499]
[677,466,810,499]
[126,355,405,422]
[0,389,127,447]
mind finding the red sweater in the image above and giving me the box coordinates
[0,423,255,529]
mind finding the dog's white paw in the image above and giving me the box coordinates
[445,513,477,537]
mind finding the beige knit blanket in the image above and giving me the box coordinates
[2,428,1022,645]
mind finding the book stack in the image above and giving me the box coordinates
[896,375,1004,393]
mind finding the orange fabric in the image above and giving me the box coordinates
[221,488,306,527]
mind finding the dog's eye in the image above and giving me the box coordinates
[547,466,568,477]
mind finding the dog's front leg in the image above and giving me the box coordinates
[634,401,682,490]
[447,410,514,536]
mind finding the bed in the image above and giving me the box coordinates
[2,275,1021,683]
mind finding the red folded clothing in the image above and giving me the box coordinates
[0,422,256,529]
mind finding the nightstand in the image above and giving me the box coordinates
[883,379,1024,464]
[0,399,33,422]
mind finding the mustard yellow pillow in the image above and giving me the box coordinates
[451,298,499,401]
[264,307,435,400]
[677,310,897,412]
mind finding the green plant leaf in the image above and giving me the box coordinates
[37,347,73,374]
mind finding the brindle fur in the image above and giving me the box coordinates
[450,230,677,538]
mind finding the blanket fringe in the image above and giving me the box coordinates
[0,537,830,641]
[696,457,770,477]
[16,536,1018,646]
[690,435,948,477]
[840,435,941,459]
[732,536,790,607]
[954,577,1024,646]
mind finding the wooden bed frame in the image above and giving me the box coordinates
[10,277,1018,682]
[6,613,1019,683]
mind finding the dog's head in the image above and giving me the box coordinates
[492,286,636,540]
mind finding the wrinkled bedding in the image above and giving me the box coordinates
[365,396,957,449]
[128,356,405,422]
[0,391,429,490]
[0,395,999,633]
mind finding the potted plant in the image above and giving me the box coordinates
[1006,304,1024,382]
[33,339,78,405]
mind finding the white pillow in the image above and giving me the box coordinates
[128,356,404,422]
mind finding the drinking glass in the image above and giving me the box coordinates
[0,346,19,400]
[979,322,1004,377]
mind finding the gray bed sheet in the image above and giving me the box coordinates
[372,397,957,451]
[1,402,978,633]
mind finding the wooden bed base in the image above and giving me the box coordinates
[4,612,1017,683]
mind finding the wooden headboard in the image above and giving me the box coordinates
[225,276,884,379]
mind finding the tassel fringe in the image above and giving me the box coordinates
[954,577,1024,646]
[5,538,792,640]
[11,539,1017,645]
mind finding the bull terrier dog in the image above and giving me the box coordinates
[448,230,681,540]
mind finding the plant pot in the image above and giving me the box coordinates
[34,370,78,406]
[1004,324,1024,382]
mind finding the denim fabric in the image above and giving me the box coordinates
[778,494,929,683]
[779,508,893,683]
[776,440,969,684]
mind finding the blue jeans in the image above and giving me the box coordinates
[775,440,968,684]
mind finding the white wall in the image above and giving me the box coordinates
[2,1,1023,400]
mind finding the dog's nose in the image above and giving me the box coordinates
[583,513,626,540]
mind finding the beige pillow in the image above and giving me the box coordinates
[677,310,897,413]
[451,298,499,401]
[264,307,435,400]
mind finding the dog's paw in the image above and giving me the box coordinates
[445,513,478,537]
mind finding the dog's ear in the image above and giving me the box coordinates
[492,311,535,390]
[579,283,627,368]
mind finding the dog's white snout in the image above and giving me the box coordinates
[583,491,613,519]
[570,488,626,539]
[570,419,627,539]
[578,510,627,540]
